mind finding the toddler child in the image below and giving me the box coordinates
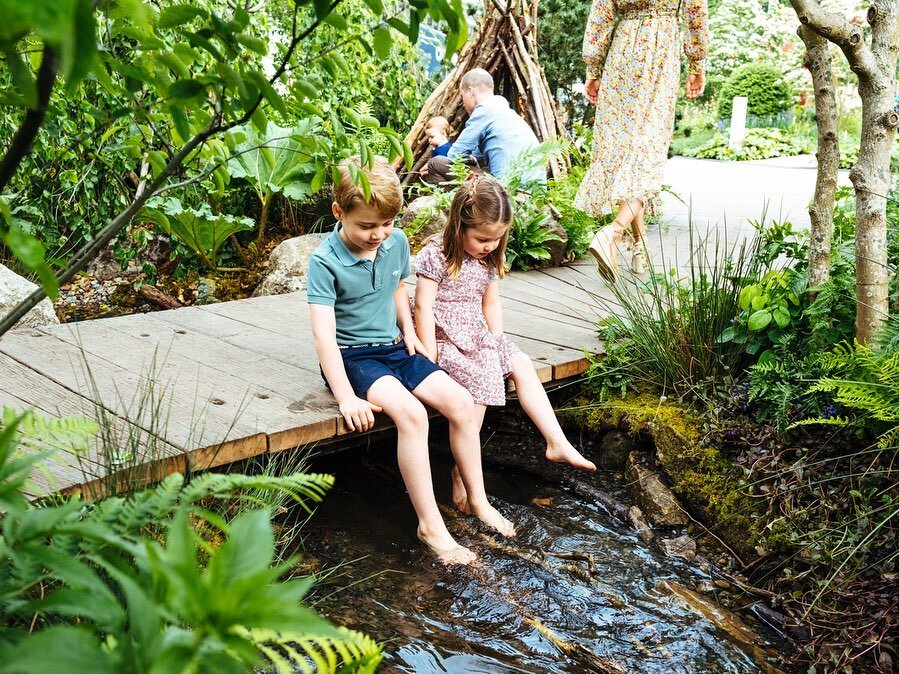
[424,116,453,157]
[413,174,596,512]
[307,157,515,565]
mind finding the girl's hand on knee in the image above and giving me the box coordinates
[406,333,436,362]
[338,396,383,432]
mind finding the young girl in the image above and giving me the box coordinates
[414,175,596,511]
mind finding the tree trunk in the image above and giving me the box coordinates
[790,0,899,343]
[798,26,839,295]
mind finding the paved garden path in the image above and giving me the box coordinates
[2,157,841,497]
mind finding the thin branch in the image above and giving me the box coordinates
[0,46,59,192]
[788,0,878,82]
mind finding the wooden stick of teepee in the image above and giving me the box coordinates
[396,0,569,186]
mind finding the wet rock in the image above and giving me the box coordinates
[253,233,328,297]
[625,453,689,527]
[627,505,655,544]
[87,234,168,281]
[660,534,697,561]
[0,263,59,328]
[654,580,786,674]
[599,430,635,470]
[398,195,447,240]
[542,213,569,267]
[195,277,219,305]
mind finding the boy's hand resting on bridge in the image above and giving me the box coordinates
[338,396,382,432]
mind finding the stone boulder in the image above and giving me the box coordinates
[599,430,635,471]
[543,213,569,267]
[625,452,689,527]
[253,233,328,297]
[398,195,447,241]
[660,534,697,562]
[0,264,59,329]
[87,233,169,281]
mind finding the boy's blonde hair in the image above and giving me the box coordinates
[332,155,403,217]
[425,116,454,136]
[443,173,512,280]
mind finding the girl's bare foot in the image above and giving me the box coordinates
[546,440,597,472]
[469,500,517,537]
[450,465,472,514]
[417,525,477,565]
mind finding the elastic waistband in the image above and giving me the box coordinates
[338,335,403,350]
[620,9,678,20]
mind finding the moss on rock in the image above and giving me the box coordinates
[567,393,767,559]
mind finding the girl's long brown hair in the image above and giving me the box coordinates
[442,174,512,280]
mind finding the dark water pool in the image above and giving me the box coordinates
[298,432,787,674]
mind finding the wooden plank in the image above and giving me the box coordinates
[41,322,312,465]
[499,274,601,324]
[0,357,186,497]
[0,328,266,471]
[84,311,339,451]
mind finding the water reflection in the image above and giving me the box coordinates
[299,441,784,674]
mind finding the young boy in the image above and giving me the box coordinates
[424,116,453,157]
[307,156,515,565]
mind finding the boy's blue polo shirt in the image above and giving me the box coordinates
[306,223,410,346]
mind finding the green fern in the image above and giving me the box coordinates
[240,626,382,673]
[2,406,98,456]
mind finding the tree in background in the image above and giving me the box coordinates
[789,0,898,343]
[536,0,590,95]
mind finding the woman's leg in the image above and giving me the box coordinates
[509,351,596,471]
[413,371,516,537]
[450,404,487,514]
[367,375,476,564]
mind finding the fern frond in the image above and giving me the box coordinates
[181,472,335,512]
[238,626,382,674]
[2,407,98,456]
[89,473,186,535]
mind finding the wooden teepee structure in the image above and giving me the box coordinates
[399,0,569,185]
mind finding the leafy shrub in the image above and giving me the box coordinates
[546,166,605,258]
[0,410,382,674]
[717,62,794,121]
[684,127,813,161]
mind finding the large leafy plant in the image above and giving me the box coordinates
[142,197,254,271]
[0,410,382,673]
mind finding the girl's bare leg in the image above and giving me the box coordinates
[414,372,516,537]
[367,376,476,565]
[451,404,487,514]
[509,352,596,471]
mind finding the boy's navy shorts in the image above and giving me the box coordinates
[324,339,443,399]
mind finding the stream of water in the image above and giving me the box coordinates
[298,431,788,673]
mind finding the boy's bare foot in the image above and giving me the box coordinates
[417,525,477,565]
[469,501,517,537]
[546,440,597,472]
[450,465,472,514]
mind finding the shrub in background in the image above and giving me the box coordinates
[717,62,794,122]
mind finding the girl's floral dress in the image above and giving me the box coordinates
[415,241,518,406]
[574,0,709,217]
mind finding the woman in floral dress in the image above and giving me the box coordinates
[575,0,709,280]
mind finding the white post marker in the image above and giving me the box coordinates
[729,96,748,151]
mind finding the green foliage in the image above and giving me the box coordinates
[0,409,382,673]
[142,197,254,271]
[546,166,605,258]
[0,0,466,320]
[536,0,590,93]
[684,127,812,161]
[591,228,765,396]
[505,206,561,270]
[717,62,794,121]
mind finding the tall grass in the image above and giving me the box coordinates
[590,223,764,397]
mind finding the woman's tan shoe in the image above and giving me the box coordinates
[631,242,649,274]
[588,225,620,282]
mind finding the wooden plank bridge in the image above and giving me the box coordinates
[0,261,614,498]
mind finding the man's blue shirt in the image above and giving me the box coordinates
[447,95,540,178]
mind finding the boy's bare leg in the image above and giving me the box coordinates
[451,404,487,514]
[414,372,516,537]
[367,376,476,565]
[509,352,596,472]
